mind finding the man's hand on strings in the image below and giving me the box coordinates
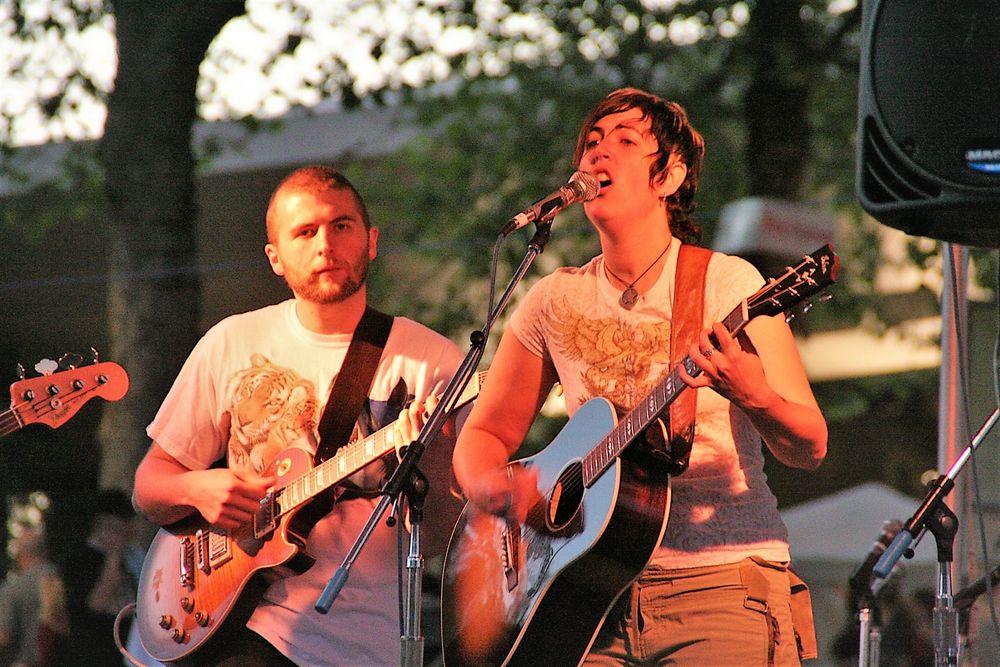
[392,394,441,459]
[187,467,276,530]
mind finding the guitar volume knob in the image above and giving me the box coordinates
[159,615,174,629]
[194,611,210,627]
[180,596,194,612]
[171,628,188,643]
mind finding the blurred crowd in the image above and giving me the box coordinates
[0,489,161,667]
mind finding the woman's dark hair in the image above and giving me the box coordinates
[572,88,704,244]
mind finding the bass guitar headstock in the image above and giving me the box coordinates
[4,352,129,434]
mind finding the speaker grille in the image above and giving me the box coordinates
[860,117,941,205]
[856,1,1000,246]
[871,2,1000,190]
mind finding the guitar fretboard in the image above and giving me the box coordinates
[271,370,487,517]
[0,406,25,438]
[276,425,402,513]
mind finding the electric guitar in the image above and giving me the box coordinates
[1,360,129,438]
[136,370,487,664]
[440,245,839,667]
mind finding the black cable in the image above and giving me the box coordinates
[487,233,503,328]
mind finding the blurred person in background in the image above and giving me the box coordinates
[61,489,139,667]
[0,526,59,667]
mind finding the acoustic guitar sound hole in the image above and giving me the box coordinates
[547,462,584,530]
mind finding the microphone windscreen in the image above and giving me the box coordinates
[568,171,601,201]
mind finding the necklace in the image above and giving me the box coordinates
[604,242,671,310]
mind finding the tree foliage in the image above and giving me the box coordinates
[2,0,996,499]
[1,0,114,147]
[354,0,869,335]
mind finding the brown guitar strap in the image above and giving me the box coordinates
[666,243,712,473]
[314,306,394,463]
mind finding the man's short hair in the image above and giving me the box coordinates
[265,165,371,242]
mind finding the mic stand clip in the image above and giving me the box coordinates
[872,408,999,666]
[851,571,880,667]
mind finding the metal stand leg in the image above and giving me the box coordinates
[400,467,428,667]
[858,605,881,667]
[926,500,960,666]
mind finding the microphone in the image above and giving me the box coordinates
[502,171,601,235]
[848,519,902,608]
[953,563,1000,611]
[873,524,915,579]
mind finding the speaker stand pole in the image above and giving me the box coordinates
[937,242,969,663]
[939,242,968,528]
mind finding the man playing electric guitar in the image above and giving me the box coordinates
[451,89,828,666]
[134,166,464,666]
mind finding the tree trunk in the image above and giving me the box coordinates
[743,0,812,199]
[97,0,245,491]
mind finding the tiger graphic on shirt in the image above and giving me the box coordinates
[226,354,319,473]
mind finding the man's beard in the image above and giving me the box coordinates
[285,255,370,304]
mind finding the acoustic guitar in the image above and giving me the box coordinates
[440,245,838,667]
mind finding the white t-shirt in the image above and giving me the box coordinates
[509,240,790,568]
[147,299,463,666]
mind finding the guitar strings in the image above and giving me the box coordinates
[271,372,491,522]
[270,424,395,521]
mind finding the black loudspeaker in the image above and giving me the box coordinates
[857,1,1000,248]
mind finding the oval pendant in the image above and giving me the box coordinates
[620,286,638,310]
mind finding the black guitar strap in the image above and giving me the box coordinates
[314,306,394,463]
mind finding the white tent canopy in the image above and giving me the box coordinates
[783,481,936,567]
[780,482,939,666]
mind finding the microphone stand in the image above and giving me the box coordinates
[849,520,900,667]
[855,557,915,667]
[873,408,1000,666]
[954,562,1000,640]
[313,220,556,667]
[856,603,880,667]
[954,562,1000,615]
